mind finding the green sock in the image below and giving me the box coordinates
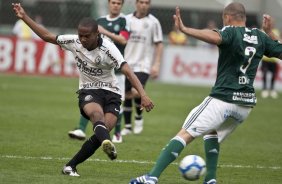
[78,115,89,132]
[114,113,122,134]
[204,135,220,182]
[149,136,186,178]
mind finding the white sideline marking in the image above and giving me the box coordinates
[1,155,281,170]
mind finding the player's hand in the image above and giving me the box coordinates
[12,3,26,19]
[173,7,185,32]
[150,64,160,79]
[140,95,154,112]
[262,14,273,34]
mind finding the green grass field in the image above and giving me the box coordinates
[0,73,281,184]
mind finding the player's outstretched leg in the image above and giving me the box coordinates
[129,136,185,183]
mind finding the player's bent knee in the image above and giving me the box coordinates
[93,121,108,131]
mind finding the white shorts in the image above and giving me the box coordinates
[182,96,252,143]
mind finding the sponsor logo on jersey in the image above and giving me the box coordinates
[75,56,103,76]
[81,81,114,89]
[243,34,258,44]
[76,39,81,44]
[105,50,119,67]
[57,39,75,44]
[232,91,256,104]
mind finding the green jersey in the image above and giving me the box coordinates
[210,26,282,106]
[97,14,128,55]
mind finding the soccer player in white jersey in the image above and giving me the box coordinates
[12,3,154,177]
[121,0,163,135]
[68,0,129,143]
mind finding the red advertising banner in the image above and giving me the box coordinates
[0,36,78,77]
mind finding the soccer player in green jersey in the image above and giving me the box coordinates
[129,2,282,184]
[68,0,129,143]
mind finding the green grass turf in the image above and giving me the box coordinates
[0,73,281,184]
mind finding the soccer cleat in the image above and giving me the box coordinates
[261,90,269,98]
[129,175,158,184]
[68,129,86,140]
[112,133,123,143]
[121,128,133,136]
[102,139,117,160]
[270,90,278,99]
[203,179,217,184]
[62,166,80,177]
[133,118,143,134]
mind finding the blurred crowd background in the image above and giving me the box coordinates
[1,0,282,46]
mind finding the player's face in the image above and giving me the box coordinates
[78,25,99,50]
[136,0,150,16]
[109,0,123,17]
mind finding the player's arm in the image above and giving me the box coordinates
[12,3,57,44]
[98,25,129,45]
[262,14,281,42]
[173,7,221,45]
[150,41,163,79]
[120,62,154,112]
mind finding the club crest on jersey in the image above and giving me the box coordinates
[85,95,93,101]
[95,56,102,65]
[114,24,120,32]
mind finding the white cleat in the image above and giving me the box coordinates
[133,118,143,134]
[270,90,278,99]
[121,128,132,136]
[112,133,123,143]
[68,129,86,140]
[62,166,80,177]
[261,90,269,98]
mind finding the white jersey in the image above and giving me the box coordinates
[125,13,163,74]
[57,35,125,95]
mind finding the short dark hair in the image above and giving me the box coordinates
[223,2,246,21]
[78,17,98,32]
[108,0,124,4]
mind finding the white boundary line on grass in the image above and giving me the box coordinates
[1,154,281,170]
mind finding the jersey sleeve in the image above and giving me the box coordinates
[106,41,126,69]
[217,26,234,46]
[119,17,130,40]
[152,17,163,43]
[56,35,77,51]
[263,34,282,58]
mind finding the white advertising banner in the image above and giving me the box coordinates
[159,45,282,91]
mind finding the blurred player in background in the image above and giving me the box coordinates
[68,0,129,143]
[12,2,154,177]
[261,27,280,99]
[261,56,280,98]
[13,14,43,40]
[121,0,163,136]
[168,24,188,45]
[129,3,282,184]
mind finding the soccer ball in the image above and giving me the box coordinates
[179,155,206,181]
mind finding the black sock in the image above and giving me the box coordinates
[123,99,132,129]
[93,121,110,143]
[66,134,101,168]
[134,98,143,118]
